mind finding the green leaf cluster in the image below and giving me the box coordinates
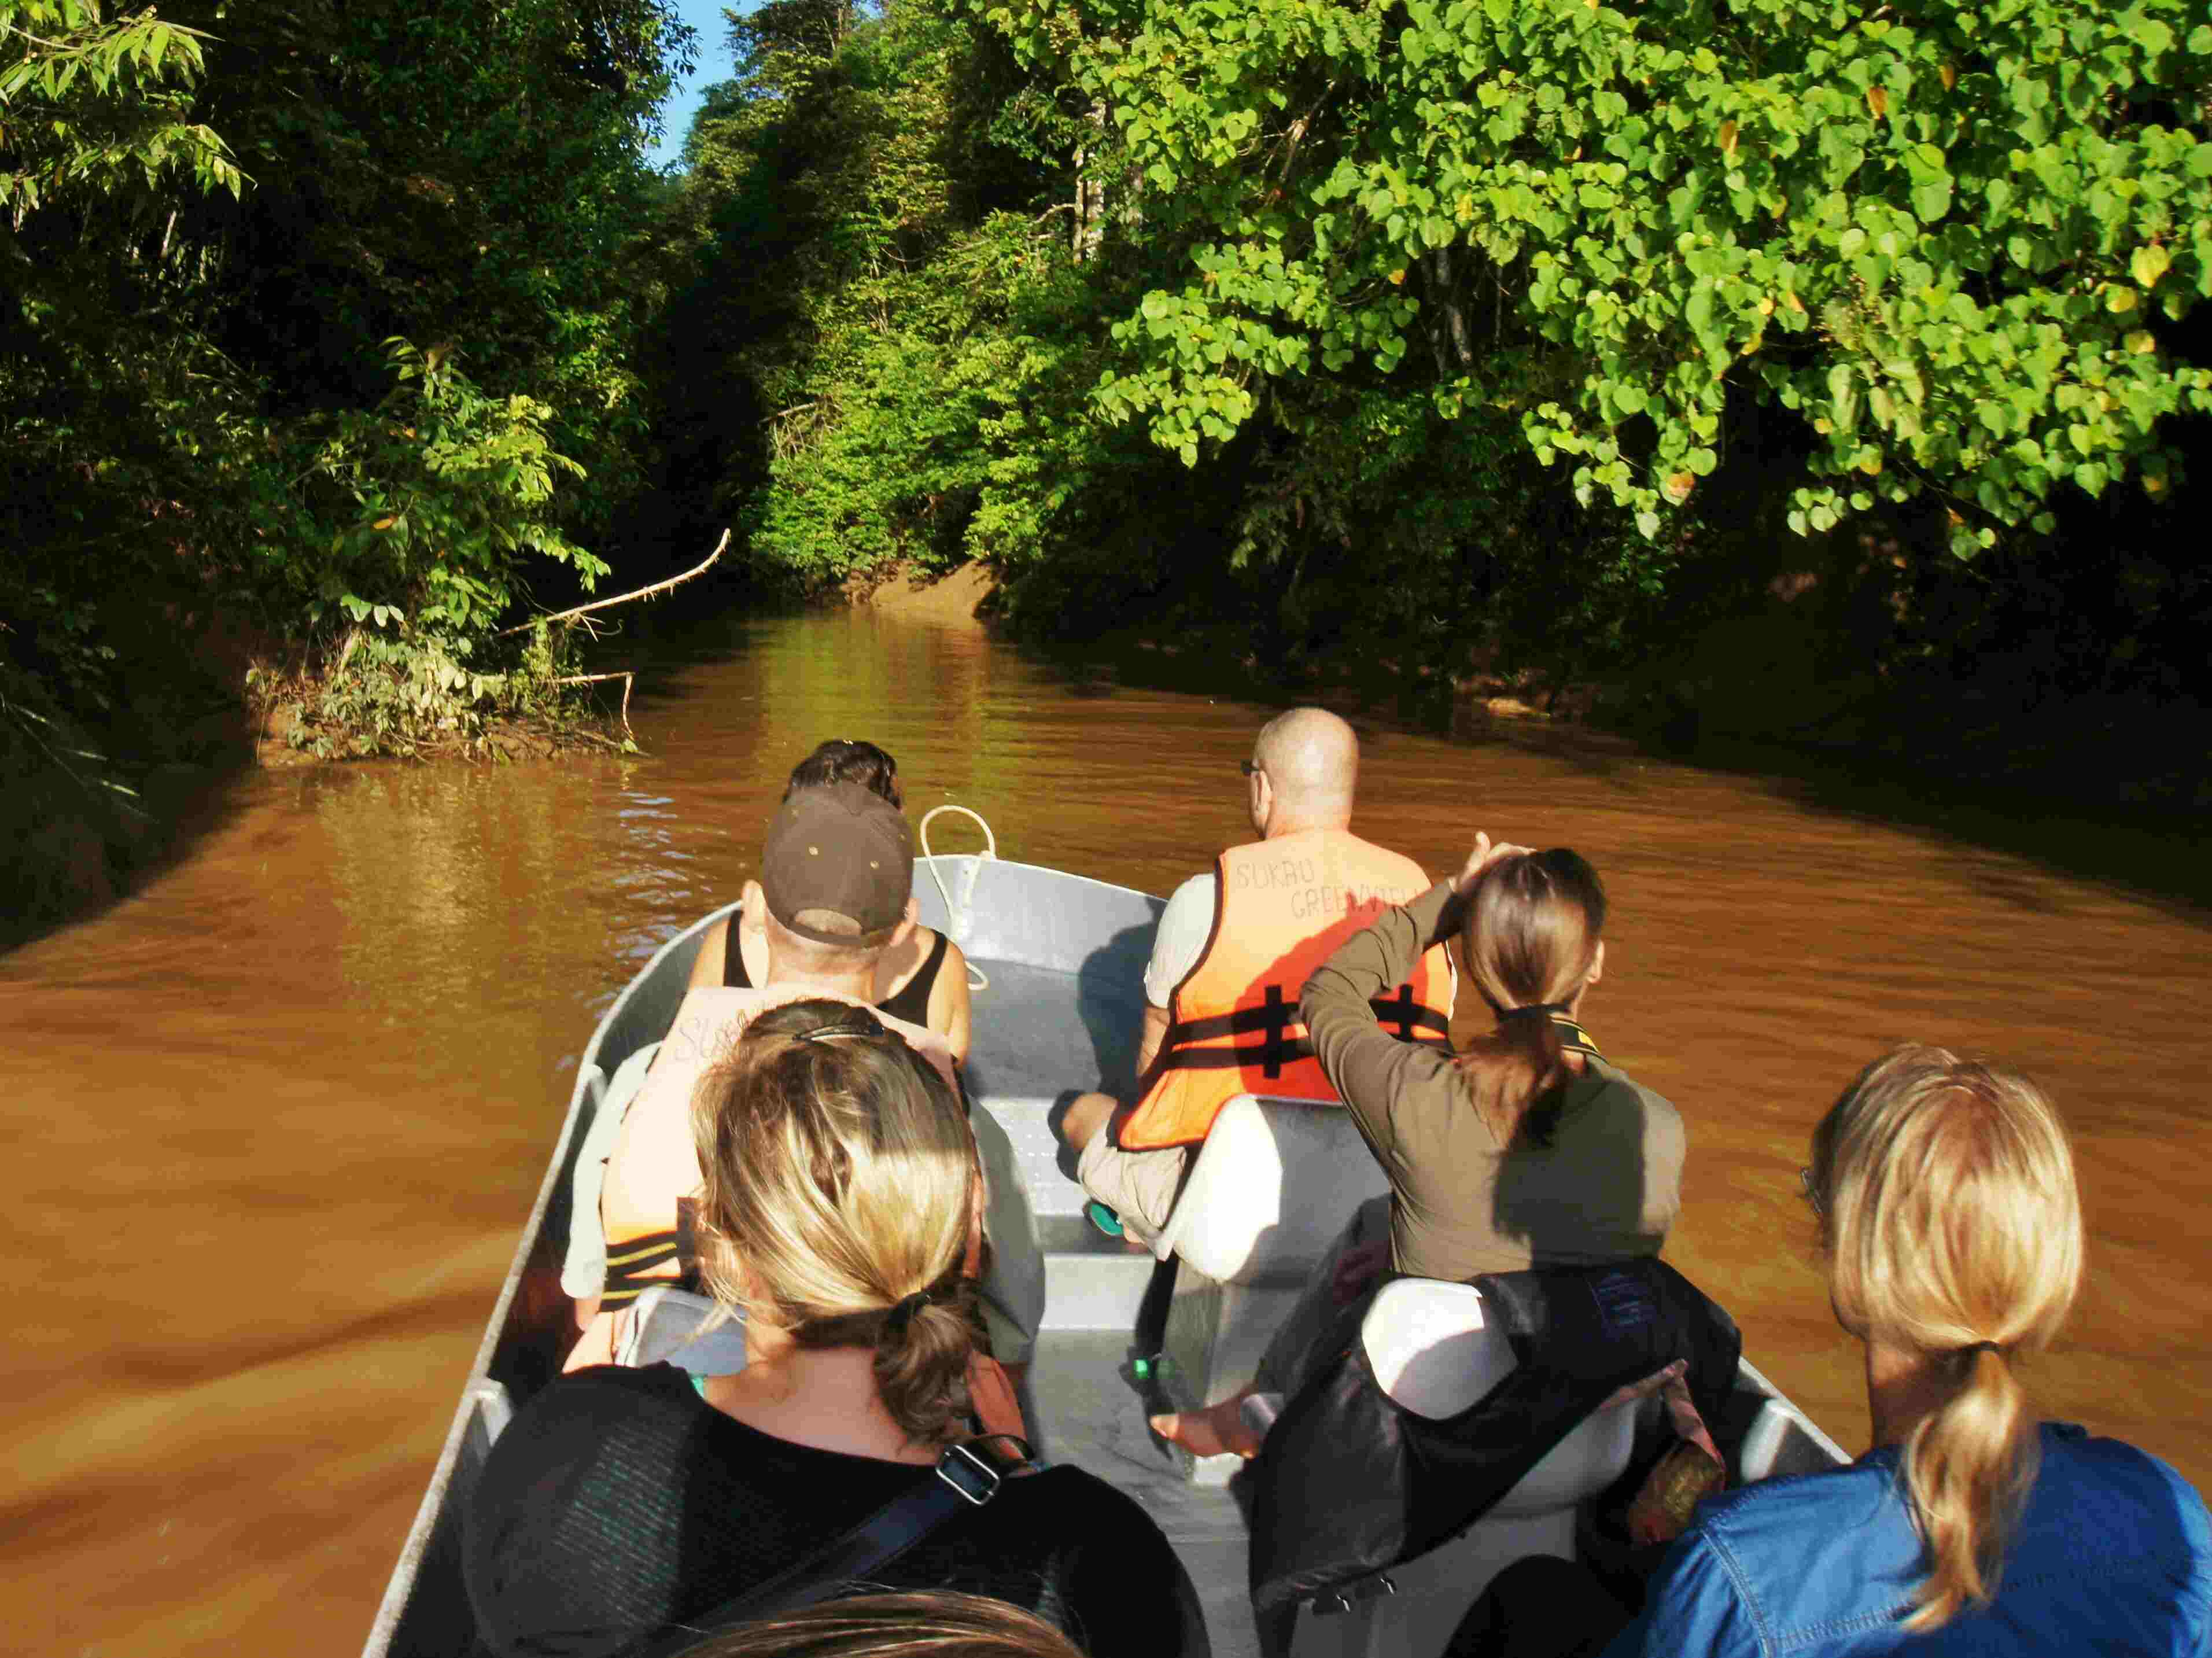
[0,0,244,222]
[3,0,692,762]
[981,0,2212,554]
[293,340,609,643]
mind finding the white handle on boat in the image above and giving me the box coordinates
[918,805,996,993]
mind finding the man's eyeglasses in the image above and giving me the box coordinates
[1799,1165,1824,1218]
[1240,760,1263,778]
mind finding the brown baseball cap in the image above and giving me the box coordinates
[761,780,915,947]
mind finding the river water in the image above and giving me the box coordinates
[3,608,2207,1655]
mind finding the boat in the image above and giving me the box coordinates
[362,830,1850,1658]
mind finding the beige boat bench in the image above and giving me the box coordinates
[1145,1094,1391,1486]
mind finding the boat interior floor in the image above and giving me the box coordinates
[1027,1333,1259,1658]
[936,953,1265,1653]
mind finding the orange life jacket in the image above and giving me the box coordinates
[600,986,960,1303]
[1114,828,1453,1151]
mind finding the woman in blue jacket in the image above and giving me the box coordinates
[1590,1045,2211,1656]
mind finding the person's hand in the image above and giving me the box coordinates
[1452,834,1529,899]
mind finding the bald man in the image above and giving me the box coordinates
[1057,708,1454,1254]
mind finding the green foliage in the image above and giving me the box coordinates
[980,0,2212,555]
[0,0,243,222]
[2,0,692,776]
[295,341,607,643]
[656,0,1120,587]
[178,0,694,533]
[751,211,1097,578]
[268,624,593,760]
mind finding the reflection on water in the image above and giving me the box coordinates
[2,608,2207,1655]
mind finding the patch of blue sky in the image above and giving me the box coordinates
[649,0,748,169]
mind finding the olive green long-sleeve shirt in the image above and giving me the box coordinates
[1301,879,1685,1280]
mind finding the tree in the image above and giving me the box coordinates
[978,0,2212,555]
[2,0,696,771]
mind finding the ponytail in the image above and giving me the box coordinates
[1812,1047,2081,1631]
[869,1283,983,1446]
[1900,1344,2039,1628]
[1456,1014,1573,1144]
[1453,849,1605,1143]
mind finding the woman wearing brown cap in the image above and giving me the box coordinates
[688,740,972,1063]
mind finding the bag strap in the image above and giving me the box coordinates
[633,1434,1037,1658]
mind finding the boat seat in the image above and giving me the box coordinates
[1153,1096,1391,1485]
[1289,1277,1640,1658]
[1155,1096,1388,1282]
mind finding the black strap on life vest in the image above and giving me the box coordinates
[600,1230,681,1309]
[1159,986,1451,1078]
[600,1199,704,1309]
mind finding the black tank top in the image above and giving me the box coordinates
[722,908,949,1029]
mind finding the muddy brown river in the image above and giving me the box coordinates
[3,607,2207,1655]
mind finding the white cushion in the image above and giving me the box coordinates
[1362,1279,1511,1417]
[1359,1277,1638,1515]
[1155,1096,1391,1284]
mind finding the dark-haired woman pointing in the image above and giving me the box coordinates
[1153,837,1686,1457]
[1303,834,1684,1280]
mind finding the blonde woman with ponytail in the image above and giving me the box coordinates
[1601,1046,2211,1657]
[465,1000,1208,1658]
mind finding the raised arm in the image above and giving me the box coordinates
[1302,880,1462,1156]
[1303,836,1525,1155]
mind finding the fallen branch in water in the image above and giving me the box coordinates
[552,670,634,737]
[499,529,729,636]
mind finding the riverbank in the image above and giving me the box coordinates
[847,559,998,625]
[12,550,2210,957]
[3,634,635,954]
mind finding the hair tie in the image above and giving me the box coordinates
[1496,1001,1572,1023]
[883,1288,935,1338]
[1957,1340,2005,1362]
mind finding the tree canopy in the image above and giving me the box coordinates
[646,0,2208,709]
[3,0,2208,828]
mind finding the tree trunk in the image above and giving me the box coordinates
[1423,246,1476,372]
[1073,101,1107,261]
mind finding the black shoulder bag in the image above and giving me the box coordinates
[632,1434,1038,1658]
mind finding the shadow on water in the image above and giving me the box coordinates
[576,599,787,720]
[990,620,2212,924]
[1663,728,2212,924]
[2,723,264,958]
